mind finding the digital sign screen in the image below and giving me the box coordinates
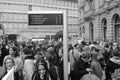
[28,14,63,25]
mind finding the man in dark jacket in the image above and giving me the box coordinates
[105,49,120,80]
[73,51,91,80]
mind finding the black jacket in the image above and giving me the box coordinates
[73,58,90,80]
[32,71,49,80]
[56,58,63,80]
[105,58,120,80]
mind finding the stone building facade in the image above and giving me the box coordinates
[0,0,78,41]
[78,0,120,42]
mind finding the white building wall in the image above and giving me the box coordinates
[0,0,78,40]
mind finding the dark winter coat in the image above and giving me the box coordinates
[105,57,120,80]
[73,58,90,80]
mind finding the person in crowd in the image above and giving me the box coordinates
[44,50,58,80]
[56,47,63,80]
[3,46,23,80]
[72,43,81,61]
[47,47,58,66]
[69,43,81,80]
[0,44,9,66]
[73,51,91,80]
[22,47,36,80]
[19,42,26,52]
[82,46,90,54]
[0,56,20,80]
[115,43,120,51]
[8,46,22,65]
[90,52,103,80]
[105,49,120,80]
[34,51,44,66]
[68,44,73,52]
[103,43,112,63]
[32,60,53,80]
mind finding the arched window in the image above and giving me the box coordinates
[112,14,120,42]
[83,26,85,33]
[101,18,107,40]
[89,22,94,41]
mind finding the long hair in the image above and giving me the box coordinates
[0,56,15,78]
[10,46,19,58]
[33,61,49,80]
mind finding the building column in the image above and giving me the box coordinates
[93,15,101,41]
[107,14,113,41]
[85,22,90,41]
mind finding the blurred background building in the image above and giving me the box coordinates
[78,0,120,42]
[0,0,78,41]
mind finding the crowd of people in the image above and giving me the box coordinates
[0,39,120,80]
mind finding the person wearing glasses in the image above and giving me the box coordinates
[0,56,20,80]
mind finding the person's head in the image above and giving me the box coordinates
[20,42,25,50]
[82,46,90,53]
[117,43,120,50]
[91,52,99,61]
[58,47,63,57]
[74,43,80,49]
[34,52,43,64]
[68,44,73,51]
[23,47,32,55]
[80,51,91,62]
[38,61,47,77]
[9,46,19,57]
[74,43,82,52]
[91,46,97,52]
[47,47,55,55]
[22,47,33,59]
[3,56,14,71]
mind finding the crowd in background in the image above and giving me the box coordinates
[0,38,120,80]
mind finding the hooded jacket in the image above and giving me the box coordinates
[105,57,120,80]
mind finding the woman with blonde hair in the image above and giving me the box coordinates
[0,56,20,80]
[3,46,23,80]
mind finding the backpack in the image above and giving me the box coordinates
[80,73,100,80]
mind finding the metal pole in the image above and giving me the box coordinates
[63,10,68,80]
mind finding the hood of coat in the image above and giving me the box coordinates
[110,57,120,65]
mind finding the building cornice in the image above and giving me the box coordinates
[95,0,120,16]
[0,1,78,10]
